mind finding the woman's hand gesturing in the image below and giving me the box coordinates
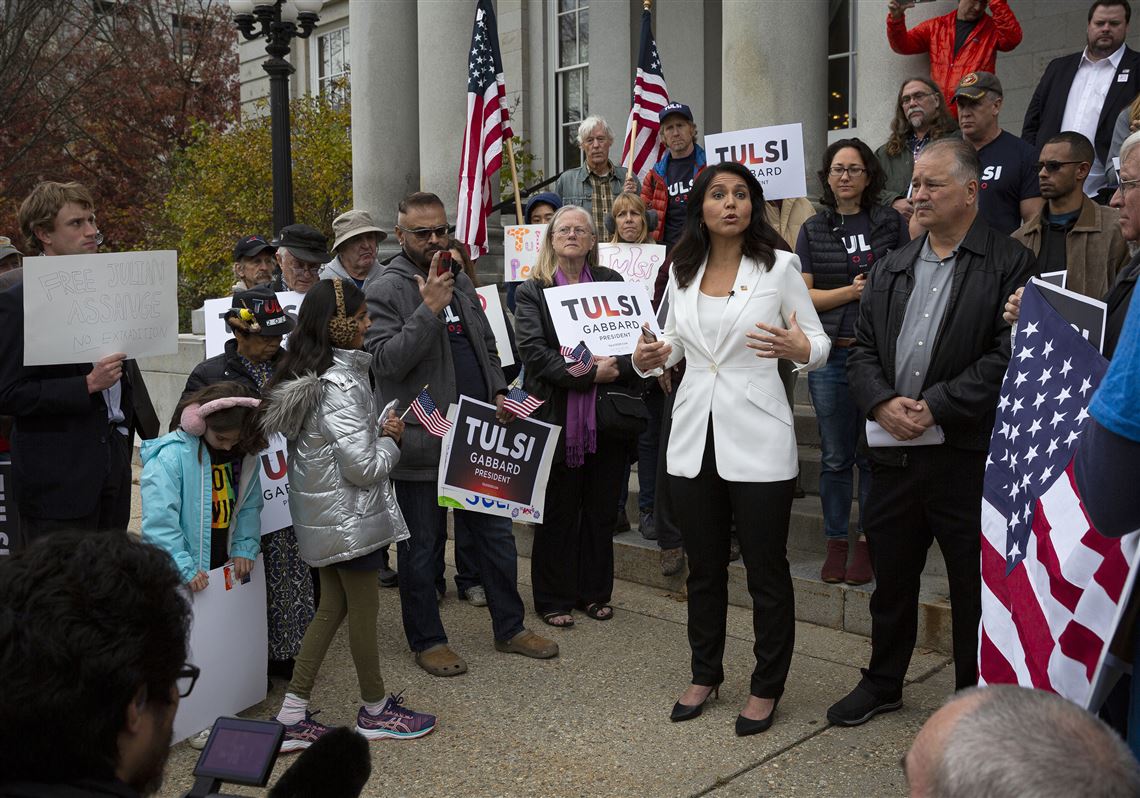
[746,311,811,363]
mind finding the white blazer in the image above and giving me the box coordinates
[640,251,830,482]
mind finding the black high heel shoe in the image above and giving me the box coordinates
[670,686,719,722]
[735,697,779,736]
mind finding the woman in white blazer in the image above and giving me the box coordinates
[633,162,830,736]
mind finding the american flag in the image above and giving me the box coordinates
[456,0,513,257]
[501,368,544,419]
[410,388,453,439]
[978,283,1137,708]
[560,341,596,378]
[620,7,669,186]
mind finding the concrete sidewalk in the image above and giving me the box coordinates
[154,550,952,798]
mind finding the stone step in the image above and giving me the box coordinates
[794,404,820,448]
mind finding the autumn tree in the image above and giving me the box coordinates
[153,93,353,329]
[0,0,239,251]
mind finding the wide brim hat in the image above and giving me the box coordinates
[331,209,388,251]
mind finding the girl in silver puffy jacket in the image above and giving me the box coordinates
[261,278,437,752]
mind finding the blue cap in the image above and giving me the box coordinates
[659,102,693,123]
[523,191,563,223]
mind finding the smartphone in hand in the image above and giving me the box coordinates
[436,251,454,277]
[641,325,658,343]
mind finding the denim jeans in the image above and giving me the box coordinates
[393,480,525,651]
[807,346,871,540]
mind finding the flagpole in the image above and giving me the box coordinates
[626,118,637,175]
[505,137,525,223]
[399,383,431,421]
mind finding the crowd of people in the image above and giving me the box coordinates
[5,0,1140,795]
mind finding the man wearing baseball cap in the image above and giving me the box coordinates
[0,236,21,275]
[271,223,334,294]
[320,209,388,290]
[627,102,706,247]
[231,234,277,292]
[954,71,1042,235]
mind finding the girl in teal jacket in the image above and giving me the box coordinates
[141,382,266,589]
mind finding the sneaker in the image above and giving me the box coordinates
[188,727,211,750]
[826,685,902,727]
[378,567,398,588]
[821,539,848,583]
[279,710,333,753]
[356,692,436,740]
[638,511,657,541]
[461,585,488,607]
[661,547,685,577]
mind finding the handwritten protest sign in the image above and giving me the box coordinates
[22,251,178,366]
[503,224,548,282]
[543,281,656,356]
[203,290,306,358]
[597,243,666,289]
[437,398,558,521]
[173,557,268,744]
[476,286,515,367]
[704,123,807,201]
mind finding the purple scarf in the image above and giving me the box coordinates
[554,264,596,467]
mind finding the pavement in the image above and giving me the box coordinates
[150,537,953,798]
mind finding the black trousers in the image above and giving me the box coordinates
[670,420,796,698]
[21,429,131,538]
[653,388,683,550]
[531,436,627,615]
[859,445,986,698]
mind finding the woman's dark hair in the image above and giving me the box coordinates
[267,278,366,389]
[671,161,782,289]
[818,138,885,211]
[171,381,267,456]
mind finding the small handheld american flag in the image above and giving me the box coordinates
[410,388,453,438]
[560,341,596,378]
[501,369,544,419]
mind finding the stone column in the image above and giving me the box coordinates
[349,0,419,248]
[587,0,634,169]
[656,0,706,134]
[721,0,828,187]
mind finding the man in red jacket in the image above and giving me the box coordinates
[887,0,1022,117]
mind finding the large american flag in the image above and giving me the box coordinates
[620,7,669,186]
[456,0,513,257]
[978,282,1138,708]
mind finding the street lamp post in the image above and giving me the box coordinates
[228,0,323,237]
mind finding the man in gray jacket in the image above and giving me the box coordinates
[364,191,558,676]
[320,208,387,290]
[553,115,628,236]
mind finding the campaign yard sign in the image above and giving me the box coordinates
[203,290,306,358]
[475,285,515,367]
[22,251,179,366]
[437,397,558,521]
[543,281,656,356]
[704,122,807,201]
[503,224,548,282]
[597,243,666,290]
[258,436,291,535]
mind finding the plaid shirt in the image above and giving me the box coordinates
[588,163,617,236]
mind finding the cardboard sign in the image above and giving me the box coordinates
[437,398,558,521]
[22,251,179,366]
[503,224,548,282]
[543,281,656,356]
[597,243,666,289]
[203,290,306,358]
[1032,277,1108,354]
[173,557,268,744]
[258,436,291,535]
[704,122,808,201]
[475,286,515,368]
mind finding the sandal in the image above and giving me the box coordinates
[584,603,614,621]
[541,611,575,628]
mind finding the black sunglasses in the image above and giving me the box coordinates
[1035,160,1084,173]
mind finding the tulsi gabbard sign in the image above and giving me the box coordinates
[543,280,656,356]
[437,397,558,520]
[704,122,807,201]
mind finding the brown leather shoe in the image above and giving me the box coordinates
[661,547,685,576]
[821,539,848,583]
[845,539,874,586]
[494,629,559,659]
[414,644,468,677]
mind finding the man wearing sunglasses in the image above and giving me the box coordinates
[364,191,558,679]
[1011,132,1130,299]
[0,530,193,796]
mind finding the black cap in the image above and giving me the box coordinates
[227,285,295,337]
[233,234,275,261]
[271,224,334,264]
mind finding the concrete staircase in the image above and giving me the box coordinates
[509,378,954,653]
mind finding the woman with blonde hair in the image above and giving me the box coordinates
[608,192,653,245]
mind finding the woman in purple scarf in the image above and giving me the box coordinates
[514,205,640,628]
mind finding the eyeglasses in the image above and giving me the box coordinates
[1118,177,1140,196]
[176,663,200,698]
[397,224,450,241]
[901,91,934,106]
[829,166,867,177]
[553,226,592,238]
[287,262,321,275]
[1035,160,1083,173]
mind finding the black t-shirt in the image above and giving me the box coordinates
[954,18,979,56]
[1035,208,1080,276]
[976,130,1041,236]
[443,299,487,403]
[208,450,242,570]
[796,211,879,339]
[664,152,697,247]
